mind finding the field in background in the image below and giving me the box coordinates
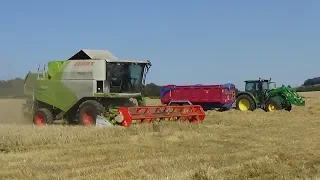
[0,92,319,179]
[298,91,320,98]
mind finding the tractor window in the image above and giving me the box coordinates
[262,81,269,90]
[245,82,257,92]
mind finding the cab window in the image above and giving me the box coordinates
[262,81,269,90]
[245,82,256,92]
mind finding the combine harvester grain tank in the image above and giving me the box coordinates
[22,49,206,127]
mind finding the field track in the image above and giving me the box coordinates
[0,92,319,179]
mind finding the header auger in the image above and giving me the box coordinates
[235,77,305,112]
[22,49,205,127]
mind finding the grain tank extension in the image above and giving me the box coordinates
[22,49,205,127]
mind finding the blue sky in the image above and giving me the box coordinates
[0,0,319,90]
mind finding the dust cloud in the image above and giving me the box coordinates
[0,99,32,124]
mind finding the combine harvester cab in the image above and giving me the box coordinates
[160,83,236,111]
[22,49,205,127]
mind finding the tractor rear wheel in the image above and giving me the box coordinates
[265,97,282,112]
[236,94,256,111]
[77,100,103,126]
[33,108,54,126]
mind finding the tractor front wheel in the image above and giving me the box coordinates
[33,108,54,126]
[265,97,282,112]
[284,102,292,111]
[236,94,256,111]
[77,100,103,126]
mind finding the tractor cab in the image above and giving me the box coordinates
[244,78,275,98]
[241,78,276,110]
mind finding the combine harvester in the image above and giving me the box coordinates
[22,49,205,127]
[235,78,305,111]
[160,83,236,111]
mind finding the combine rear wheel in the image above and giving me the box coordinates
[33,108,54,126]
[236,94,256,111]
[77,100,103,126]
[265,97,282,112]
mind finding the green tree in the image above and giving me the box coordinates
[0,78,25,98]
[142,83,161,98]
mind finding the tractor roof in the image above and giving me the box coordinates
[68,49,150,64]
[245,79,270,82]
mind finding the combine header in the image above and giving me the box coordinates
[116,105,205,127]
[22,49,205,127]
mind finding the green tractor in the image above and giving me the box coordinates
[235,78,305,112]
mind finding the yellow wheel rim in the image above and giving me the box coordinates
[268,104,276,111]
[238,99,250,111]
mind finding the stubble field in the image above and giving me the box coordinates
[0,92,319,180]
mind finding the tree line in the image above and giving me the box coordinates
[303,77,320,86]
[1,77,320,98]
[0,78,25,98]
[294,77,320,92]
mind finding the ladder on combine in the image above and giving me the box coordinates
[37,63,47,80]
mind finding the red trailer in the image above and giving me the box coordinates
[160,83,236,111]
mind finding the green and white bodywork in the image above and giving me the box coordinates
[23,49,151,126]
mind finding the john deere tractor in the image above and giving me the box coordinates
[235,78,305,112]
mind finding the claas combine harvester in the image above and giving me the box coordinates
[22,49,205,127]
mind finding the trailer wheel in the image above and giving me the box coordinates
[33,108,54,126]
[77,100,103,126]
[236,94,256,111]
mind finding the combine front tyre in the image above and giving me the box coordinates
[33,108,54,126]
[236,94,256,111]
[77,100,103,126]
